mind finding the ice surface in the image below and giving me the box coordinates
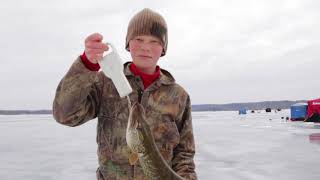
[0,110,319,180]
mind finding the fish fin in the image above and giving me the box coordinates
[129,152,139,165]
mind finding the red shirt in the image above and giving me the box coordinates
[80,52,100,71]
[129,63,160,89]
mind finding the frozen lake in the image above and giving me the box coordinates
[1,110,320,180]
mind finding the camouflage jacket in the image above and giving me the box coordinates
[53,57,197,180]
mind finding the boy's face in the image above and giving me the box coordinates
[129,35,163,74]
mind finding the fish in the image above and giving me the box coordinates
[126,102,185,180]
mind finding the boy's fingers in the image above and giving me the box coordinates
[86,42,108,50]
[85,33,103,43]
[90,54,103,61]
[86,48,106,55]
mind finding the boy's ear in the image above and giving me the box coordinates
[126,40,131,52]
[161,49,165,56]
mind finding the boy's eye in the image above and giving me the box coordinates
[135,38,143,42]
[151,40,160,44]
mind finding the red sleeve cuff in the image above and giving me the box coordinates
[80,52,100,71]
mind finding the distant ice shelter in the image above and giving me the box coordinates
[290,103,308,121]
[305,98,320,123]
[239,108,247,115]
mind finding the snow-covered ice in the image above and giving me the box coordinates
[0,109,319,180]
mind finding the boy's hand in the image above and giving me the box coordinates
[84,33,109,64]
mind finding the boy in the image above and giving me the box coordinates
[53,8,197,180]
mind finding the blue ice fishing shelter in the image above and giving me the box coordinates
[290,103,308,121]
[239,108,247,115]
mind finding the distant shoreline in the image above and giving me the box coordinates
[0,110,52,115]
[0,100,306,115]
[191,100,306,112]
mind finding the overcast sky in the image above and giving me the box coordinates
[0,0,319,110]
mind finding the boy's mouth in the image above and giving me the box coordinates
[137,55,152,59]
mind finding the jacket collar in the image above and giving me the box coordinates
[123,62,175,86]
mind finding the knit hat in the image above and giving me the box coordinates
[125,8,168,56]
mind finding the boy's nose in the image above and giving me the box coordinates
[140,42,151,51]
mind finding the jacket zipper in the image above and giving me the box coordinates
[132,79,144,179]
[138,88,143,103]
[131,165,135,180]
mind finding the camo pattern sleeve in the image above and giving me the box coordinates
[172,95,198,180]
[53,57,102,127]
